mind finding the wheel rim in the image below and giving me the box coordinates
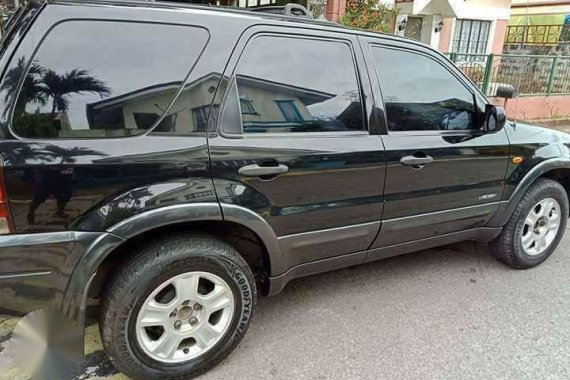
[521,198,562,256]
[135,271,235,363]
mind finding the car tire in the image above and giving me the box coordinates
[99,233,257,380]
[491,178,568,269]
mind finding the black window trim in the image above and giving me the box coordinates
[217,31,371,139]
[368,42,489,137]
[7,18,211,141]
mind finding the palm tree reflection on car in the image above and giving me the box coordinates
[1,56,111,138]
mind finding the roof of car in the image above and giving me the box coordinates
[52,0,399,39]
[50,0,434,52]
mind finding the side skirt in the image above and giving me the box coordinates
[267,227,502,296]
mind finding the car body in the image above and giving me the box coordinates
[0,1,569,377]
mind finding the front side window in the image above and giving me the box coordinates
[10,21,209,138]
[229,35,365,134]
[452,19,491,56]
[372,47,479,132]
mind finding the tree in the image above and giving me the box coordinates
[0,57,47,116]
[341,0,397,33]
[39,68,111,118]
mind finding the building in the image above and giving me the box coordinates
[506,0,570,54]
[55,73,338,137]
[387,0,512,55]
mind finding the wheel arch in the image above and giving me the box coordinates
[61,203,282,342]
[542,168,570,215]
[87,220,273,303]
[489,158,570,227]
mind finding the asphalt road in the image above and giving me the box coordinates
[1,224,569,380]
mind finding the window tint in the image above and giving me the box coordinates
[372,47,478,132]
[11,21,208,138]
[231,36,365,134]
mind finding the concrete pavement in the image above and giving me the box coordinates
[1,224,569,380]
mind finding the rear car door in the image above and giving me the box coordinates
[208,28,386,274]
[0,5,233,315]
[360,38,511,250]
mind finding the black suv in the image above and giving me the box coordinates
[0,1,569,379]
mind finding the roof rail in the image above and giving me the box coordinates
[249,3,312,18]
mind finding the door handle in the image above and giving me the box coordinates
[238,163,289,177]
[400,155,434,167]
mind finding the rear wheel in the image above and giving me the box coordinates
[491,178,568,268]
[100,234,256,380]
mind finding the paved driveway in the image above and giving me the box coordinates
[1,225,569,380]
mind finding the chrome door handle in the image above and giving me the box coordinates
[400,155,434,166]
[238,164,289,177]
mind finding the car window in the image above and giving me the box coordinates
[371,46,479,132]
[226,35,365,134]
[10,21,208,138]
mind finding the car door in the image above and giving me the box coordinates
[208,28,386,274]
[360,38,511,250]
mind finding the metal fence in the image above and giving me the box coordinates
[505,24,570,47]
[446,52,570,97]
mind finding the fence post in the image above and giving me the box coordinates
[450,52,457,63]
[482,53,494,96]
[546,55,559,96]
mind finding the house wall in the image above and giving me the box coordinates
[120,79,219,134]
[511,0,570,16]
[117,79,313,135]
[393,0,512,53]
[122,89,178,131]
[325,0,346,23]
[438,17,454,52]
[491,19,509,54]
[492,95,570,120]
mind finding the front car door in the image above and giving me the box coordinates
[360,37,511,251]
[208,28,386,275]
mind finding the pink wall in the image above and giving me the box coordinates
[492,20,508,55]
[326,0,347,22]
[491,96,570,120]
[438,17,454,53]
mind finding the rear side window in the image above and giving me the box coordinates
[227,35,365,134]
[11,21,208,138]
[371,46,479,132]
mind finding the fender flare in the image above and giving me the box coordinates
[488,157,570,227]
[61,202,283,334]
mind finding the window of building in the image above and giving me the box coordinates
[452,19,491,57]
[11,21,209,138]
[239,98,257,115]
[371,47,479,132]
[229,35,365,134]
[133,113,161,130]
[276,100,303,122]
[404,16,424,41]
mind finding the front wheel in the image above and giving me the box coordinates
[100,234,257,380]
[491,178,568,269]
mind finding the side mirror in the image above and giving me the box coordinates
[495,85,517,99]
[485,104,507,133]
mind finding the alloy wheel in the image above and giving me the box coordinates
[521,198,562,256]
[135,271,235,363]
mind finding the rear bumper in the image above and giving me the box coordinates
[0,231,103,318]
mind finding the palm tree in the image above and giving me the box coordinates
[0,57,47,116]
[39,68,111,118]
[43,145,107,164]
